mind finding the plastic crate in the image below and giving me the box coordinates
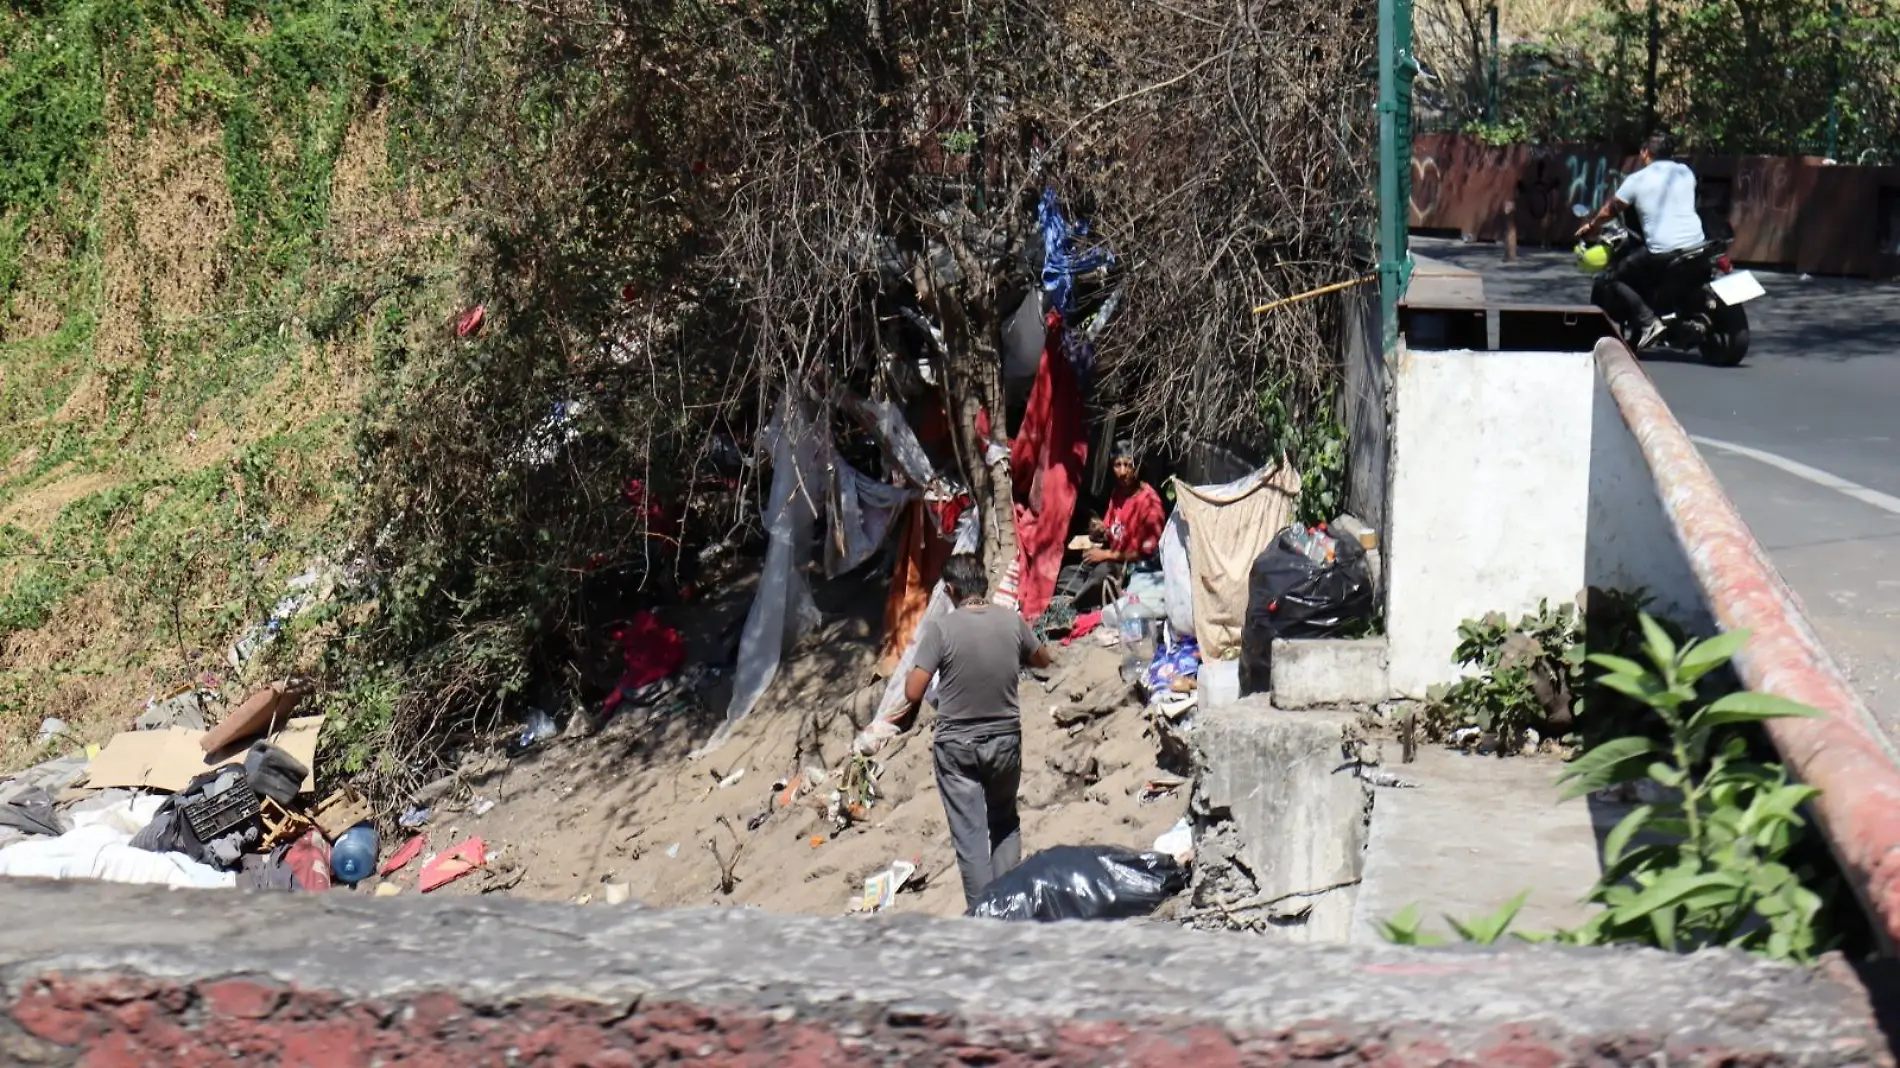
[182,776,261,841]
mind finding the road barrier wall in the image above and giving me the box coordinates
[1409,133,1900,279]
[1386,331,1900,951]
[0,878,1891,1065]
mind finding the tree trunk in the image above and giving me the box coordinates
[935,283,1018,585]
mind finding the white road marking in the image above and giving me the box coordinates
[1692,435,1900,517]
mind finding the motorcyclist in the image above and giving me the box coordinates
[1574,130,1705,350]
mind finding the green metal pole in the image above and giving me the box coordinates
[1826,0,1842,160]
[1378,0,1414,349]
[1487,3,1500,126]
[1644,0,1659,133]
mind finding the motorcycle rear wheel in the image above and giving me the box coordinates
[1700,305,1750,367]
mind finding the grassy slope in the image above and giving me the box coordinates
[0,0,456,770]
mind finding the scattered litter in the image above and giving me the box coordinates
[471,795,497,817]
[0,824,236,889]
[602,882,634,905]
[664,842,681,859]
[0,788,68,838]
[1153,818,1194,863]
[419,838,488,893]
[715,768,746,790]
[84,715,322,794]
[808,835,825,849]
[374,883,403,898]
[36,718,68,745]
[1138,776,1188,804]
[310,790,374,841]
[1358,768,1419,789]
[329,825,379,885]
[969,846,1187,922]
[139,690,210,733]
[745,810,771,832]
[381,835,428,876]
[399,805,433,829]
[860,859,920,913]
[516,708,559,751]
[201,680,311,755]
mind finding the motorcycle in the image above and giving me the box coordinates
[1573,203,1762,367]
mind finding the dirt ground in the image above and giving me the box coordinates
[363,580,1191,917]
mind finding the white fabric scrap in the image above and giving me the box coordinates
[0,824,235,889]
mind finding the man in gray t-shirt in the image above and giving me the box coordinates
[903,554,1053,908]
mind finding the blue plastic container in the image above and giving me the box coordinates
[329,824,379,885]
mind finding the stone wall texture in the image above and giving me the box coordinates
[1,880,1891,1066]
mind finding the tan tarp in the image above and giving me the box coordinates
[1171,464,1301,658]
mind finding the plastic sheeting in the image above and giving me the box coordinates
[1170,464,1301,658]
[726,396,826,725]
[1038,189,1113,321]
[0,824,236,889]
[1159,511,1195,639]
[1008,310,1088,621]
[841,392,938,489]
[873,582,953,724]
[1002,291,1046,380]
[827,460,915,578]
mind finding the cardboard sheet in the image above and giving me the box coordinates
[83,716,324,794]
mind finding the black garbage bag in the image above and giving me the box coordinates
[967,846,1188,922]
[1239,526,1376,695]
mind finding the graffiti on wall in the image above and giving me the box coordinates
[1410,133,1900,278]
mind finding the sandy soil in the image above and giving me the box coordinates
[365,581,1191,917]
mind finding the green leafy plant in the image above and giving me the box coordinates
[1378,891,1542,947]
[1560,618,1830,961]
[1423,590,1684,757]
[1423,600,1579,754]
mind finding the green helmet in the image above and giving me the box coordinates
[1576,242,1611,274]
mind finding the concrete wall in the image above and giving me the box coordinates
[1385,347,1597,696]
[1386,347,1717,696]
[0,879,1890,1065]
[1190,703,1371,942]
[1385,334,1900,950]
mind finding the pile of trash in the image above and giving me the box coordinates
[0,675,495,896]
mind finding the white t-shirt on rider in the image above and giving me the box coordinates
[1615,160,1706,254]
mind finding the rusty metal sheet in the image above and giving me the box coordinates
[1411,134,1900,279]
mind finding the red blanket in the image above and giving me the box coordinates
[1008,311,1087,620]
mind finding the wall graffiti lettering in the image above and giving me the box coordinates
[1408,133,1899,279]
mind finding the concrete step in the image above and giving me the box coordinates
[1350,746,1610,944]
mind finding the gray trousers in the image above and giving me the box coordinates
[934,731,1023,909]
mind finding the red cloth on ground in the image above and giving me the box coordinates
[1009,311,1088,620]
[1104,482,1166,559]
[1061,610,1104,646]
[602,610,685,714]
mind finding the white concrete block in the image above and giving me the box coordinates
[1271,638,1390,708]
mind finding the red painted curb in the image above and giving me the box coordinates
[1597,338,1900,951]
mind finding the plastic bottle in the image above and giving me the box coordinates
[330,824,379,885]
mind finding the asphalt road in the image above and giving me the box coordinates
[1415,237,1900,739]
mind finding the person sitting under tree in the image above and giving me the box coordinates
[1058,440,1165,608]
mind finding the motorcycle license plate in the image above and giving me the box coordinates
[1709,270,1766,306]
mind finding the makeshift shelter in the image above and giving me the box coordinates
[1169,464,1301,658]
